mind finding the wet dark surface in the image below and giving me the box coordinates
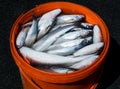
[0,0,120,89]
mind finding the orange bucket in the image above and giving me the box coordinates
[9,1,110,89]
[19,67,40,89]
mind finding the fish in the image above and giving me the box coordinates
[80,36,93,47]
[22,17,41,28]
[32,64,53,72]
[47,37,92,56]
[56,14,85,24]
[71,28,93,37]
[25,14,38,47]
[47,47,79,56]
[48,38,84,50]
[32,25,75,51]
[33,64,75,73]
[50,66,75,73]
[54,29,92,44]
[80,22,94,29]
[73,42,104,57]
[53,31,82,44]
[50,23,74,32]
[22,21,33,28]
[16,27,30,48]
[37,9,62,39]
[19,46,93,65]
[93,25,102,43]
[70,55,99,69]
[47,38,84,56]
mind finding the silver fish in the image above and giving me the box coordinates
[70,55,99,69]
[81,22,94,29]
[80,36,93,47]
[22,21,33,28]
[50,66,74,73]
[50,23,74,32]
[47,37,92,56]
[16,27,30,48]
[25,14,38,47]
[93,25,102,43]
[47,39,84,56]
[22,17,41,28]
[53,31,81,44]
[72,28,93,37]
[74,42,104,57]
[32,25,75,51]
[20,46,92,65]
[37,9,62,39]
[54,29,92,44]
[47,47,79,56]
[56,14,85,24]
[48,38,84,50]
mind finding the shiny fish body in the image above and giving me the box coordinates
[54,29,92,44]
[81,22,94,29]
[80,36,93,47]
[72,28,93,37]
[20,46,94,64]
[93,25,102,43]
[48,38,84,50]
[74,42,104,57]
[50,66,75,73]
[50,23,74,32]
[56,15,85,24]
[70,55,99,69]
[47,45,79,56]
[25,15,38,47]
[47,46,80,56]
[47,37,92,56]
[37,9,62,39]
[32,25,75,51]
[22,17,41,28]
[54,31,83,44]
[22,21,32,28]
[16,27,30,48]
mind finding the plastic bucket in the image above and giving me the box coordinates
[20,66,103,89]
[19,67,40,89]
[10,1,110,89]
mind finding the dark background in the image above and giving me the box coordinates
[0,0,120,89]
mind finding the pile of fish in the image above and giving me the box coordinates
[16,8,104,73]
